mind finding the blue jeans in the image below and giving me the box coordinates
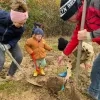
[0,44,23,76]
[88,53,100,100]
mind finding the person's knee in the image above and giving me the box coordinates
[15,53,23,63]
[92,55,100,70]
[92,61,100,71]
[91,65,100,80]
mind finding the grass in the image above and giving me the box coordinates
[51,43,58,51]
[0,81,31,94]
[0,81,19,94]
[0,81,14,91]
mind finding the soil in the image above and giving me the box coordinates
[0,37,99,100]
[46,76,63,95]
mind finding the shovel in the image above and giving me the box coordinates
[60,67,72,91]
[70,0,87,99]
[6,49,42,87]
[32,58,41,74]
[75,0,87,81]
[61,79,67,91]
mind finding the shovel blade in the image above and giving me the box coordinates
[26,79,43,87]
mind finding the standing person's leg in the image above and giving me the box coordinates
[0,49,5,72]
[39,58,46,75]
[7,44,23,77]
[88,53,100,99]
[40,58,46,68]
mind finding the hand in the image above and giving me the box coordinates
[58,55,64,64]
[78,29,91,40]
[58,52,65,64]
[0,43,11,51]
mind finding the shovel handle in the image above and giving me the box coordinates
[6,49,23,73]
[75,0,87,81]
[32,58,40,72]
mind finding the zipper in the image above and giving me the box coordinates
[2,28,8,41]
[2,24,13,41]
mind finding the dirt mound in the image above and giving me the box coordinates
[46,77,63,95]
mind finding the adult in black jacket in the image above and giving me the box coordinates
[0,0,28,80]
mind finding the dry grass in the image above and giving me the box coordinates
[0,36,99,100]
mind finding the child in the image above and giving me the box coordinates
[25,28,52,76]
[31,22,44,36]
[0,0,28,80]
[58,37,94,79]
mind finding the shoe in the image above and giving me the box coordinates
[6,75,18,81]
[58,72,67,77]
[40,68,45,76]
[86,89,98,100]
[33,70,38,77]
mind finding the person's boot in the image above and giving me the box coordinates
[6,75,19,81]
[33,69,38,77]
[40,67,45,76]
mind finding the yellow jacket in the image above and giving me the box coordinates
[25,36,52,60]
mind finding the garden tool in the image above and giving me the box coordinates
[32,57,45,76]
[58,71,67,77]
[57,59,67,91]
[58,64,68,77]
[75,0,87,82]
[61,79,67,91]
[61,66,72,91]
[32,58,41,76]
[70,0,87,100]
[6,49,42,87]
